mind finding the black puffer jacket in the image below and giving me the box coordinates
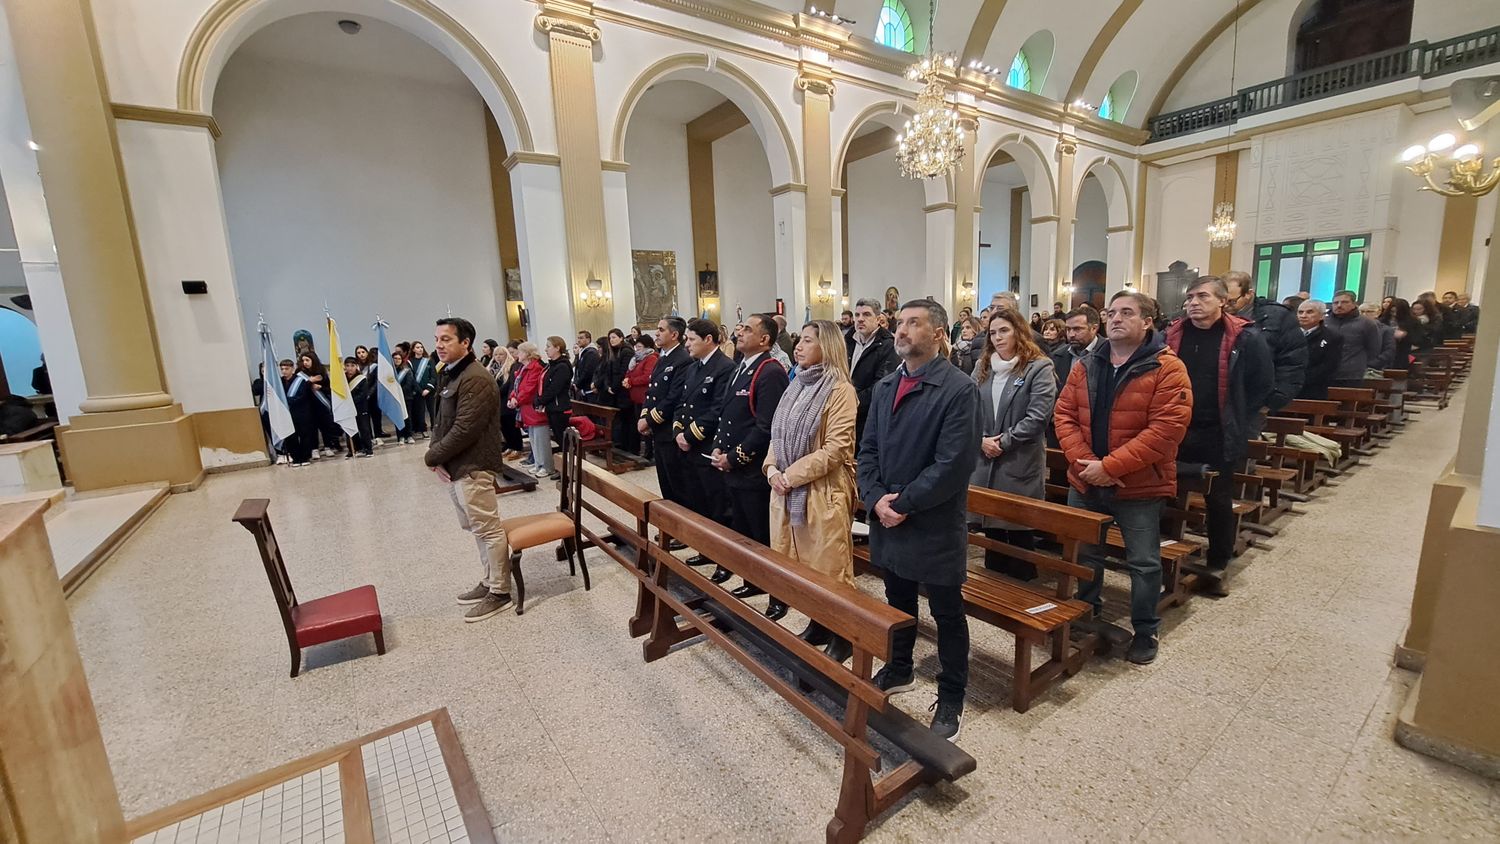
[1229,296,1305,410]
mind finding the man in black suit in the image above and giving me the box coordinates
[846,297,899,444]
[1297,299,1343,400]
[672,318,736,540]
[639,316,693,505]
[709,313,790,618]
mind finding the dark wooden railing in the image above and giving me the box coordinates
[1148,25,1500,141]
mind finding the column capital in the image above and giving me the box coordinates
[1056,134,1079,159]
[795,74,835,98]
[536,0,601,42]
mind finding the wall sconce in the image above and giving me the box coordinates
[815,276,835,304]
[579,276,611,309]
[959,276,976,302]
[1401,131,1498,197]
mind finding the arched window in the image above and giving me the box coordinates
[1097,92,1115,121]
[1007,50,1032,93]
[875,0,915,53]
[1098,71,1138,123]
[0,308,42,397]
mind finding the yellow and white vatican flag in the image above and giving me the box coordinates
[325,313,359,437]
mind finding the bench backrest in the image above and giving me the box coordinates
[647,500,911,661]
[965,486,1110,599]
[576,459,660,573]
[1283,399,1342,427]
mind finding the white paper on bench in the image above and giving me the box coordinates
[1026,602,1058,614]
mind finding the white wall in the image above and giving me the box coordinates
[215,53,504,361]
[846,147,927,306]
[1145,156,1215,280]
[624,117,695,320]
[712,124,776,316]
[977,182,1013,302]
[1072,176,1109,268]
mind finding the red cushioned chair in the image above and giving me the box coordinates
[233,499,385,677]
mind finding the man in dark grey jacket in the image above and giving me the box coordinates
[424,317,512,622]
[1223,271,1305,410]
[1322,290,1383,386]
[858,298,979,741]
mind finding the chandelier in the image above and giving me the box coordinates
[1206,202,1237,249]
[895,0,963,181]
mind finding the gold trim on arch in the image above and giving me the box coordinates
[975,133,1058,218]
[111,104,222,139]
[769,183,807,196]
[832,100,914,186]
[601,160,630,172]
[1074,154,1134,228]
[1145,0,1268,122]
[177,0,535,151]
[609,53,801,184]
[1064,0,1144,104]
[503,151,563,171]
[960,0,1014,66]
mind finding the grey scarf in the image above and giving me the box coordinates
[771,364,837,526]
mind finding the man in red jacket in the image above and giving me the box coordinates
[1054,290,1192,664]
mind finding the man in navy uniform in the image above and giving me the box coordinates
[709,313,790,618]
[639,316,694,512]
[673,319,736,562]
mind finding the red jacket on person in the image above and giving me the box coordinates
[513,359,547,427]
[1054,330,1193,499]
[625,352,658,405]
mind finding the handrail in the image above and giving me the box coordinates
[1149,24,1500,141]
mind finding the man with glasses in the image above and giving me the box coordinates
[1055,291,1192,664]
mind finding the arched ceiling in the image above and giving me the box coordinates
[766,0,1269,127]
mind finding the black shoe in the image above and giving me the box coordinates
[798,621,833,646]
[730,583,766,599]
[824,636,852,664]
[664,539,687,552]
[709,566,734,584]
[764,599,789,621]
[1201,569,1229,598]
[1126,633,1159,665]
[873,666,915,694]
[686,555,714,567]
[928,698,962,741]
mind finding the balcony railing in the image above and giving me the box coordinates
[1148,25,1500,142]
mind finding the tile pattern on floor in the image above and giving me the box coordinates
[364,722,468,843]
[74,390,1500,841]
[130,763,343,844]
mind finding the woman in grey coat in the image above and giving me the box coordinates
[969,307,1058,581]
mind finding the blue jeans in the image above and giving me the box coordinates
[1068,487,1164,637]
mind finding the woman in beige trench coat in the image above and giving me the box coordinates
[765,319,859,663]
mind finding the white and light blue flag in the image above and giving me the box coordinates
[258,319,295,449]
[374,319,408,428]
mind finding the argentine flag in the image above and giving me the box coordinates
[374,320,407,428]
[258,320,294,449]
[325,315,359,437]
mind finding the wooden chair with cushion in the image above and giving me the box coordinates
[233,498,385,677]
[497,427,591,614]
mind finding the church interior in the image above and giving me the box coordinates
[2,0,1500,840]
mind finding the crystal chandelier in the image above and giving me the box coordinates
[1206,202,1237,249]
[895,0,964,181]
[896,54,965,180]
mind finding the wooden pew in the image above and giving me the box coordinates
[642,500,976,843]
[854,485,1112,712]
[1260,415,1327,494]
[1242,441,1295,527]
[568,399,646,474]
[1327,386,1390,445]
[1407,356,1453,409]
[1281,399,1363,470]
[572,459,662,637]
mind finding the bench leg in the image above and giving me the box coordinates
[827,699,875,844]
[289,644,302,679]
[629,581,654,638]
[373,630,386,655]
[1012,635,1034,713]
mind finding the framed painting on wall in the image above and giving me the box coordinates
[632,249,677,329]
[884,286,900,312]
[503,268,523,302]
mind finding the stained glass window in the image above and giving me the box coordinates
[1098,92,1114,121]
[875,0,915,53]
[1252,235,1370,302]
[1008,50,1032,92]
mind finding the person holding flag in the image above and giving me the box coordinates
[326,312,361,454]
[257,318,296,462]
[374,319,409,444]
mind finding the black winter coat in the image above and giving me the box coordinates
[1231,297,1305,411]
[846,328,900,440]
[538,357,573,413]
[857,356,980,586]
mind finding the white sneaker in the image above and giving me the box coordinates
[529,466,551,479]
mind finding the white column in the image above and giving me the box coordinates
[831,193,844,310]
[0,6,84,420]
[1027,219,1058,312]
[601,168,632,328]
[115,121,253,418]
[1480,360,1500,529]
[925,205,956,314]
[772,189,807,321]
[1105,227,1134,298]
[510,160,573,343]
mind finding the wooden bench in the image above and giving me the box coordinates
[855,485,1112,713]
[569,399,645,474]
[493,463,539,495]
[641,500,975,842]
[1261,415,1328,494]
[0,418,59,444]
[1282,399,1363,470]
[1378,370,1414,426]
[1242,441,1296,527]
[1327,387,1390,445]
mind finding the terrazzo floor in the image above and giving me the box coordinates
[69,390,1500,841]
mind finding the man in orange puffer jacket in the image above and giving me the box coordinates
[1054,290,1192,665]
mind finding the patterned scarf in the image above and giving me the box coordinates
[771,364,837,526]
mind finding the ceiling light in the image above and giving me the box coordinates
[1400,144,1428,162]
[337,19,362,35]
[26,140,39,151]
[1452,143,1480,160]
[1428,132,1456,152]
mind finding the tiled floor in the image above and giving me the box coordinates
[70,392,1500,841]
[130,763,344,844]
[364,722,468,843]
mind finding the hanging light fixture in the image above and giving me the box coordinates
[1207,0,1241,249]
[895,0,964,181]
